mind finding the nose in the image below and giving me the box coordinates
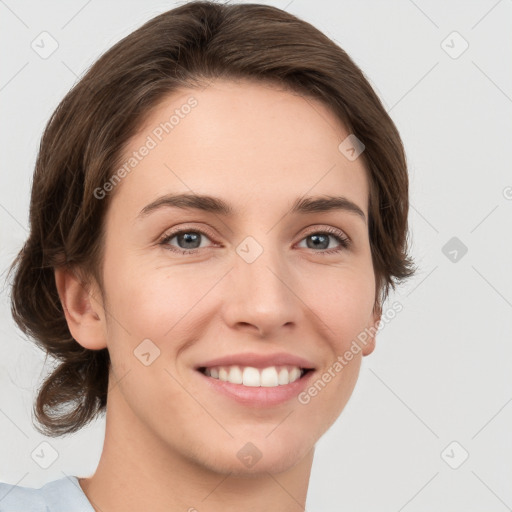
[220,242,301,338]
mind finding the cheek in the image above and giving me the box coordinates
[103,259,217,341]
[305,266,375,347]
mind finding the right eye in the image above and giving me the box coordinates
[159,228,217,255]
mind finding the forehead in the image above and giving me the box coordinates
[108,79,369,220]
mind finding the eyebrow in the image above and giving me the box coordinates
[137,193,366,223]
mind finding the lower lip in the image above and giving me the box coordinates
[196,369,316,407]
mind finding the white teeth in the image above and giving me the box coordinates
[228,366,243,384]
[242,367,260,387]
[278,367,290,385]
[203,365,305,387]
[260,367,278,387]
[289,367,301,382]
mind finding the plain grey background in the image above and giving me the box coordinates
[1,0,511,510]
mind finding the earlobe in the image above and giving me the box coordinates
[54,265,107,350]
[362,304,382,357]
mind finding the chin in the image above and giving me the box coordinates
[195,435,315,477]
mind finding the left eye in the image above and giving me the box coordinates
[297,232,349,251]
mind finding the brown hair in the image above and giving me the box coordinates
[8,0,415,437]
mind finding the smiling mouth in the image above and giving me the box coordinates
[198,365,314,387]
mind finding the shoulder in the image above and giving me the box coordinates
[0,475,94,512]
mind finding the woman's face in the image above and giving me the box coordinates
[91,79,380,475]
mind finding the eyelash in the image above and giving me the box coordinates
[158,225,351,256]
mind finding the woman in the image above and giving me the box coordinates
[1,1,414,510]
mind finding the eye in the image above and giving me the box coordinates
[296,227,351,254]
[159,228,216,254]
[158,225,351,256]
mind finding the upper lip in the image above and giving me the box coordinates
[195,352,316,370]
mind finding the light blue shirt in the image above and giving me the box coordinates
[0,475,94,512]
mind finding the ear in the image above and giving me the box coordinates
[54,265,108,350]
[362,302,382,356]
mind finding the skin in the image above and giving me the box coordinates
[55,78,381,512]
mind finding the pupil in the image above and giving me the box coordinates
[178,232,200,249]
[307,234,328,250]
